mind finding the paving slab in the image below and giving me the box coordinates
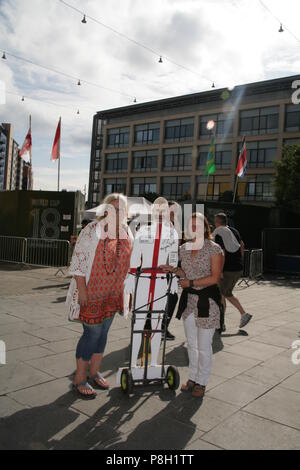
[9,377,72,407]
[25,351,76,379]
[211,351,261,379]
[28,326,80,342]
[206,377,272,407]
[0,396,28,417]
[225,340,285,361]
[164,395,239,432]
[244,386,300,430]
[0,361,54,395]
[100,416,203,451]
[280,372,300,393]
[202,411,300,450]
[1,332,47,351]
[252,327,298,349]
[7,345,55,363]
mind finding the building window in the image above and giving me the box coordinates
[134,122,160,145]
[239,107,279,135]
[199,113,234,137]
[104,178,127,195]
[107,127,130,148]
[165,118,194,143]
[162,176,191,200]
[92,193,99,204]
[285,104,300,132]
[131,177,156,196]
[132,150,158,172]
[245,175,274,201]
[196,175,231,200]
[241,140,277,168]
[284,138,300,146]
[105,152,128,173]
[163,147,192,171]
[198,144,232,170]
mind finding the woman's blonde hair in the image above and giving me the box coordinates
[185,212,213,241]
[96,193,128,225]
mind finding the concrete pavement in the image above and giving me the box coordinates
[0,263,299,450]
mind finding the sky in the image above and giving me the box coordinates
[0,0,300,194]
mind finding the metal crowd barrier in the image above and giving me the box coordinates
[249,249,263,280]
[0,236,70,269]
[238,248,263,287]
[0,236,26,264]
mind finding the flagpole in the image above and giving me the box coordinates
[205,123,216,201]
[57,117,61,192]
[205,173,210,201]
[233,175,238,203]
[29,114,32,190]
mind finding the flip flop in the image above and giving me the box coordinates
[72,381,97,400]
[89,372,109,390]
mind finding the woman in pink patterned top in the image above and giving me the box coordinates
[68,194,132,400]
[162,213,224,399]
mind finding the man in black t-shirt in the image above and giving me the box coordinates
[214,213,252,331]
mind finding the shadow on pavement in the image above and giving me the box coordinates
[0,383,205,450]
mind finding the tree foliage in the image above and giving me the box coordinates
[274,144,300,213]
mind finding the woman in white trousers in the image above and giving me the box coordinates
[162,213,224,398]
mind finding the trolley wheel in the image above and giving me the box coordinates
[120,368,133,395]
[166,366,180,391]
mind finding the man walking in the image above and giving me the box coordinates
[213,213,252,331]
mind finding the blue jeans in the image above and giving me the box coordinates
[76,316,114,362]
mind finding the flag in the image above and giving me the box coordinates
[205,136,216,175]
[236,136,247,177]
[51,118,61,161]
[19,128,32,163]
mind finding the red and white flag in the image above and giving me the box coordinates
[19,128,32,163]
[236,136,247,178]
[51,117,61,161]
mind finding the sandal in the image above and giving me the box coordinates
[89,372,109,390]
[181,380,195,392]
[191,384,206,398]
[72,381,97,400]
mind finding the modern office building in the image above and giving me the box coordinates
[87,74,300,208]
[0,123,30,191]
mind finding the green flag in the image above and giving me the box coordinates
[205,136,216,175]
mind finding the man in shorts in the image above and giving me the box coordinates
[213,213,252,331]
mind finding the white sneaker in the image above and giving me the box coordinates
[239,313,253,329]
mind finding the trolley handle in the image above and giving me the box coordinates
[129,267,168,275]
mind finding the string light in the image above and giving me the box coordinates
[0,48,135,100]
[81,14,87,24]
[6,90,95,115]
[259,0,300,42]
[2,52,6,60]
[77,79,81,86]
[212,82,215,88]
[58,0,215,85]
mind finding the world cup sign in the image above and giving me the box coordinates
[0,340,6,365]
[0,81,5,105]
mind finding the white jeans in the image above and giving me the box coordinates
[183,313,215,386]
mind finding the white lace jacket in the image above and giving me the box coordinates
[66,221,101,320]
[66,221,133,321]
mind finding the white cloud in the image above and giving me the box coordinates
[0,0,299,192]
